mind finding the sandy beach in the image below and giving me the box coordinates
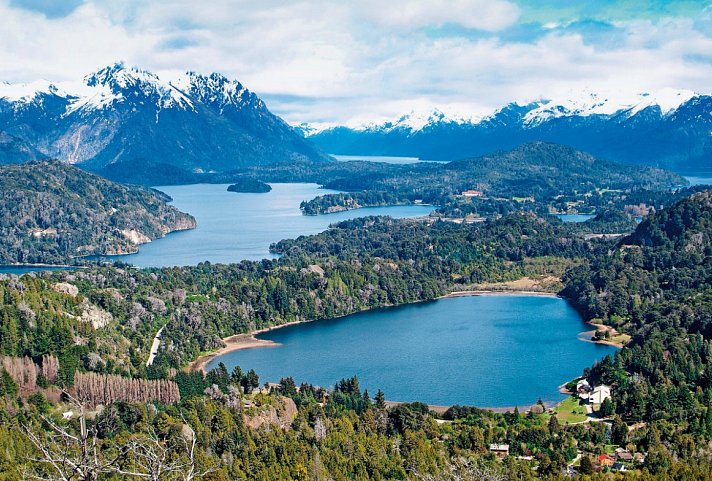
[188,319,324,373]
[440,289,559,299]
[189,333,279,373]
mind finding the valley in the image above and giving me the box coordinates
[1,6,711,476]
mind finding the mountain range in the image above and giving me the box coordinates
[304,89,712,173]
[0,63,329,183]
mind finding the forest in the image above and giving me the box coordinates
[0,186,711,478]
[0,161,196,265]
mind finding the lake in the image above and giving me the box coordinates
[207,294,617,408]
[555,214,595,223]
[332,154,447,165]
[98,183,434,268]
[685,174,712,186]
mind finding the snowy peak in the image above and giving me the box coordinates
[522,88,700,126]
[84,62,160,91]
[0,80,64,103]
[177,71,260,110]
[308,89,704,134]
[627,88,696,116]
[356,108,480,134]
[0,63,265,116]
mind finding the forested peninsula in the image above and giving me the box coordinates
[0,161,196,265]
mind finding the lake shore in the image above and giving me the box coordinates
[189,286,614,376]
[189,288,561,373]
[440,289,559,299]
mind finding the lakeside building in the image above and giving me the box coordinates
[590,385,611,404]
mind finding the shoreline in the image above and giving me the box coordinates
[189,288,561,373]
[439,289,559,299]
[0,263,77,268]
[187,287,619,412]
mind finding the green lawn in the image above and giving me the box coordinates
[552,396,588,424]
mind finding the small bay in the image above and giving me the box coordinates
[207,294,617,408]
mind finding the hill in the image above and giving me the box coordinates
[0,161,196,264]
[0,63,330,184]
[300,142,686,215]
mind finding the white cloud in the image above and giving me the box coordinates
[358,0,521,32]
[0,0,710,125]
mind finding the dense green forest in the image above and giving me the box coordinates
[297,143,685,216]
[0,161,196,265]
[0,143,693,267]
[0,188,711,479]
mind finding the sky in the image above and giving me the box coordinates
[1,0,711,126]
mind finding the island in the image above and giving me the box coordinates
[227,179,272,193]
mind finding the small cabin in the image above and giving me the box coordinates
[489,444,510,458]
[597,454,614,467]
[615,448,633,462]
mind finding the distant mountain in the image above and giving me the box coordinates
[306,89,712,172]
[0,63,330,183]
[0,160,196,265]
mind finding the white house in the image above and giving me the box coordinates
[590,385,611,404]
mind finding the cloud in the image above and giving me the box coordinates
[0,0,710,125]
[359,0,521,32]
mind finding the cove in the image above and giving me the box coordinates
[207,294,618,408]
[96,183,434,268]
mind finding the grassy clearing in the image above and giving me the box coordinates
[552,396,589,424]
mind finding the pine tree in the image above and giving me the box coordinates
[375,389,386,410]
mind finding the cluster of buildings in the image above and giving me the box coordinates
[596,448,645,472]
[575,379,611,405]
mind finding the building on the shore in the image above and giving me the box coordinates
[590,385,611,404]
[577,379,592,400]
[489,444,510,458]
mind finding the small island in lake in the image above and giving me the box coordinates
[227,179,272,193]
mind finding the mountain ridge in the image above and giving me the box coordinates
[0,62,330,180]
[304,89,712,172]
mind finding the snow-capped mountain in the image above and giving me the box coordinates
[305,89,711,172]
[0,62,329,182]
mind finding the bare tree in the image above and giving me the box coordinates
[22,393,128,481]
[22,393,213,481]
[414,458,508,481]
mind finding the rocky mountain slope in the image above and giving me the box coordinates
[0,63,330,183]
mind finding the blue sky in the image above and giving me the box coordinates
[1,0,711,124]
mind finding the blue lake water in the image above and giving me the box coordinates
[685,175,712,186]
[332,154,447,165]
[555,214,595,223]
[98,183,434,268]
[208,295,617,408]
